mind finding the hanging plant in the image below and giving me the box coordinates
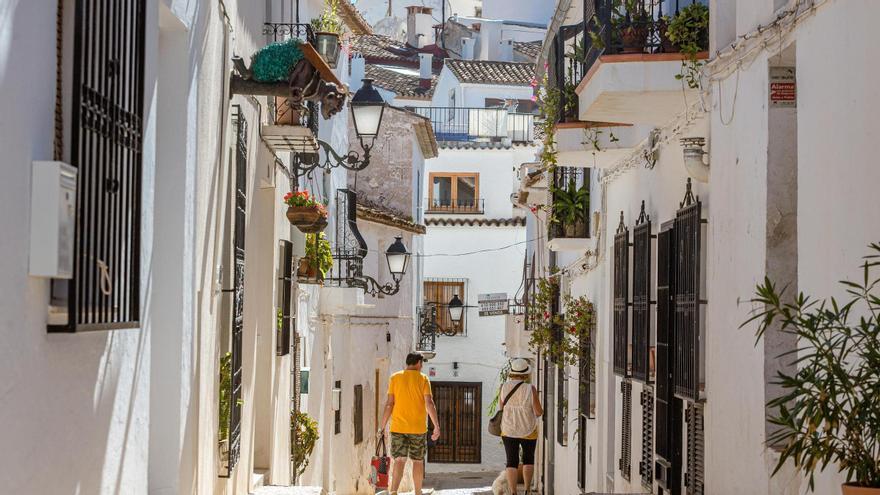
[291,411,319,478]
[527,278,594,367]
[284,190,329,233]
[298,232,333,282]
[666,3,709,89]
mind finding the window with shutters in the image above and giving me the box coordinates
[673,179,706,402]
[50,0,147,332]
[640,388,655,488]
[613,212,630,376]
[632,203,653,383]
[353,384,364,445]
[556,365,568,446]
[276,240,294,356]
[334,380,342,435]
[619,380,633,480]
[424,278,468,335]
[685,403,705,495]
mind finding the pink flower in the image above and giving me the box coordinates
[530,94,538,102]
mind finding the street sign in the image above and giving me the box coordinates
[478,293,509,316]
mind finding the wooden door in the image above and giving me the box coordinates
[428,382,481,464]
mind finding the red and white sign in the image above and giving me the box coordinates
[769,67,796,108]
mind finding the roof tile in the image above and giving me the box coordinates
[445,59,536,86]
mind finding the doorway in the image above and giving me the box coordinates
[428,382,482,464]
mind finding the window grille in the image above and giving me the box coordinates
[277,240,294,356]
[549,167,591,241]
[334,380,342,435]
[619,380,633,480]
[613,211,630,376]
[220,110,248,477]
[353,384,364,445]
[556,365,568,446]
[632,202,653,383]
[685,403,705,495]
[424,278,468,335]
[51,0,147,332]
[578,318,596,420]
[673,179,705,402]
[578,412,588,489]
[640,388,655,488]
[655,224,683,494]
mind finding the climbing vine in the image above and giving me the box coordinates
[527,278,594,367]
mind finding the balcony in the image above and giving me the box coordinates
[548,166,591,252]
[425,198,485,215]
[563,0,709,125]
[411,107,537,144]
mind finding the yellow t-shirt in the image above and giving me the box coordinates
[388,370,432,434]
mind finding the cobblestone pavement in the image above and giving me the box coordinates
[423,471,498,495]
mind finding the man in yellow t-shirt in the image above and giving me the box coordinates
[379,353,441,495]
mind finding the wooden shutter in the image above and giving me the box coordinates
[54,0,147,332]
[632,204,652,383]
[277,240,294,355]
[424,279,467,335]
[619,380,632,481]
[640,388,655,488]
[674,179,703,402]
[613,212,630,376]
[353,384,364,445]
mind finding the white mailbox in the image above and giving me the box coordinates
[29,161,77,278]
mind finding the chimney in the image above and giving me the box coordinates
[350,55,366,93]
[460,37,475,60]
[419,53,433,89]
[406,5,435,48]
[499,39,513,62]
[479,19,503,60]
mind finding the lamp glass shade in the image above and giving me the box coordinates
[448,294,464,323]
[385,236,411,279]
[351,103,384,137]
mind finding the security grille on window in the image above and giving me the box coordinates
[640,388,655,488]
[685,403,705,495]
[619,380,633,480]
[673,179,706,402]
[277,240,294,356]
[613,212,630,376]
[424,278,468,335]
[353,384,364,445]
[556,365,567,446]
[51,0,147,332]
[631,202,653,383]
[578,323,596,420]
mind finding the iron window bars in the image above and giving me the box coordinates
[417,305,439,352]
[556,365,568,446]
[50,0,146,332]
[619,379,633,481]
[277,240,294,356]
[220,109,248,477]
[673,179,706,402]
[613,211,630,376]
[640,387,655,488]
[425,197,486,214]
[631,201,654,383]
[549,167,591,241]
[655,222,683,495]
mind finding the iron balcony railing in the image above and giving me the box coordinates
[425,197,485,214]
[549,166,591,241]
[417,306,438,353]
[553,0,708,122]
[263,22,319,133]
[411,106,537,144]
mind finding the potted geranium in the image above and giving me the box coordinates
[284,190,328,233]
[742,243,880,494]
[310,0,343,68]
[298,233,333,283]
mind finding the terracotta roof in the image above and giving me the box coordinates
[445,59,536,86]
[425,217,526,227]
[350,34,420,65]
[365,64,437,100]
[356,202,426,234]
[338,0,372,35]
[513,41,542,61]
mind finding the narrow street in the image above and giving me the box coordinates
[251,472,499,495]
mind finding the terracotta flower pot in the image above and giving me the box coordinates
[298,215,328,234]
[297,258,324,284]
[621,25,649,54]
[842,484,880,495]
[286,205,323,230]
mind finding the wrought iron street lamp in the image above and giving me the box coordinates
[448,294,465,324]
[358,235,411,297]
[293,79,387,177]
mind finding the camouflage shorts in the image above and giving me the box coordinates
[390,432,426,460]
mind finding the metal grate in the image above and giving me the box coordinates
[673,179,704,402]
[640,388,655,488]
[428,382,482,463]
[324,189,368,290]
[619,379,633,480]
[353,384,364,445]
[277,240,294,356]
[685,403,705,495]
[632,202,652,382]
[655,224,683,494]
[416,305,438,352]
[549,167,591,241]
[53,0,147,332]
[613,211,630,376]
[578,321,596,420]
[557,365,568,446]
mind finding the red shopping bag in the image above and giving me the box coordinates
[370,435,391,490]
